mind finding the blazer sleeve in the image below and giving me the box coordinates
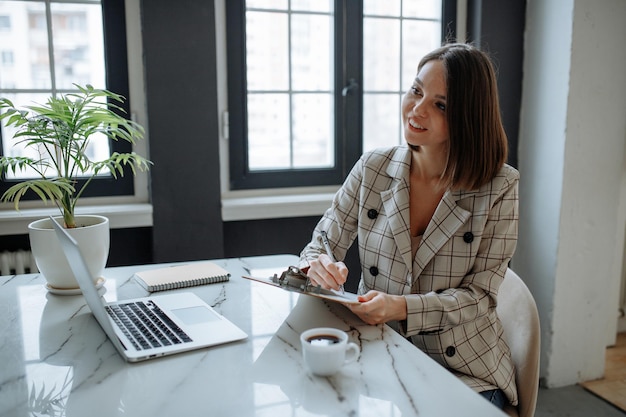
[299,155,365,267]
[402,171,519,336]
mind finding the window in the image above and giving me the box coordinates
[226,0,455,190]
[0,15,10,31]
[0,0,132,199]
[1,51,14,66]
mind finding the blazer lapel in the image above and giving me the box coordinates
[413,189,472,276]
[381,182,413,273]
[380,149,414,273]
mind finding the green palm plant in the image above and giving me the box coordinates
[0,84,151,228]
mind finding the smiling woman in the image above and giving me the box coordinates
[300,43,519,411]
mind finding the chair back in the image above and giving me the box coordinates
[497,268,541,417]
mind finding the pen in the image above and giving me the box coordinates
[320,230,345,294]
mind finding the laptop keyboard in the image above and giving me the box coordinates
[106,300,193,351]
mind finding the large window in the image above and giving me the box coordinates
[226,0,454,190]
[0,0,131,199]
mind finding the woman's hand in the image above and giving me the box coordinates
[347,291,407,325]
[306,254,348,291]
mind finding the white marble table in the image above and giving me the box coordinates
[0,254,506,417]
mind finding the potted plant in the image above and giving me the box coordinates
[0,84,151,292]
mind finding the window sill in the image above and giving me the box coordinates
[221,187,338,221]
[0,203,153,236]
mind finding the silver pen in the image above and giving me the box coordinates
[320,230,345,294]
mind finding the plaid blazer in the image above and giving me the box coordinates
[300,146,519,405]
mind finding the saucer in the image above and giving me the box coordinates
[46,277,106,295]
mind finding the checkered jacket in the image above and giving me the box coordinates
[300,145,519,406]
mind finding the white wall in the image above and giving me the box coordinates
[514,0,626,387]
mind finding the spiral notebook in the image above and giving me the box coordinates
[134,262,231,292]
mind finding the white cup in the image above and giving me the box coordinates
[300,327,360,376]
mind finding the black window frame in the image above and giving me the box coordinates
[226,0,456,191]
[0,0,134,200]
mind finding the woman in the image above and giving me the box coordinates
[299,43,519,409]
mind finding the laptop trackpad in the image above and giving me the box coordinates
[171,306,220,325]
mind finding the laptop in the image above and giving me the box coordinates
[50,216,247,362]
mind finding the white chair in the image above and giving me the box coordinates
[497,268,541,417]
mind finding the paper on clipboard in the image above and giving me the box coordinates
[242,265,361,305]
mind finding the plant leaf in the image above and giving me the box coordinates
[1,179,75,211]
[0,155,52,176]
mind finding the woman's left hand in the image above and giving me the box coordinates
[347,290,407,325]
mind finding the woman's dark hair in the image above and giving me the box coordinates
[418,43,507,190]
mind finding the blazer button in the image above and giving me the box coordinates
[367,208,378,219]
[463,232,474,243]
[445,346,456,357]
[369,266,379,276]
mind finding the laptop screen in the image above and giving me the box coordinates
[50,216,128,353]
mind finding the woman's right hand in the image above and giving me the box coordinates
[306,254,348,291]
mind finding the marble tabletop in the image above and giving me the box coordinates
[0,254,506,417]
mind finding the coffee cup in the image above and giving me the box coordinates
[300,327,360,376]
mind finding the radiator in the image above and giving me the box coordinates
[0,250,39,276]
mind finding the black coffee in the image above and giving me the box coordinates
[306,334,341,346]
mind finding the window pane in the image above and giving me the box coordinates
[0,15,11,30]
[363,93,402,152]
[292,93,333,168]
[245,1,335,174]
[402,20,441,88]
[291,13,332,91]
[291,0,332,13]
[0,1,50,89]
[50,3,105,89]
[363,0,401,17]
[1,93,48,179]
[247,93,290,170]
[246,0,287,10]
[362,1,443,156]
[402,0,442,20]
[363,18,400,92]
[246,11,288,91]
[1,1,113,182]
[1,51,15,66]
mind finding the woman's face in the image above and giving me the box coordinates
[401,59,449,150]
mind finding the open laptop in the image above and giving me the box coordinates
[50,216,247,362]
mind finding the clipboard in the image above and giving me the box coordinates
[242,265,361,305]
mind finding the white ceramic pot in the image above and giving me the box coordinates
[28,215,110,290]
